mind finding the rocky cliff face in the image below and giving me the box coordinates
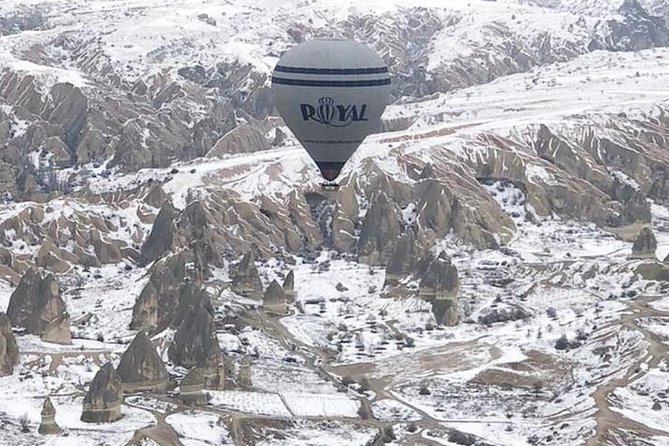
[0,68,237,184]
[589,0,669,52]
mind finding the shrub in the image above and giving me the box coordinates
[19,413,30,433]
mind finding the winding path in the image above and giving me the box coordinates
[587,295,669,446]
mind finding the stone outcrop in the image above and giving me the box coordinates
[231,250,263,297]
[168,295,222,375]
[40,311,72,345]
[282,270,295,298]
[0,67,237,186]
[418,252,459,326]
[0,203,138,271]
[90,229,123,264]
[141,199,226,269]
[81,363,123,423]
[36,236,76,273]
[116,331,168,393]
[332,179,360,252]
[144,184,169,208]
[0,247,29,285]
[140,200,176,265]
[173,201,223,268]
[287,191,323,250]
[358,192,402,265]
[38,397,62,435]
[634,262,669,281]
[384,230,422,287]
[631,227,657,259]
[418,251,459,298]
[130,250,204,332]
[589,0,669,52]
[204,365,225,391]
[207,123,270,157]
[431,299,459,327]
[6,268,71,343]
[179,367,208,406]
[0,313,19,376]
[236,357,253,390]
[263,280,288,315]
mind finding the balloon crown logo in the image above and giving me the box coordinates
[300,97,368,128]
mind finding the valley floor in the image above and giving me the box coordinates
[1,182,669,446]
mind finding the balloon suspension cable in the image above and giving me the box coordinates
[321,181,340,192]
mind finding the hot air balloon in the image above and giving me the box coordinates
[271,39,391,188]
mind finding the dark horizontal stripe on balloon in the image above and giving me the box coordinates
[303,139,364,144]
[271,77,391,87]
[275,65,388,75]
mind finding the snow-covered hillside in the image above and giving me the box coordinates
[0,1,668,446]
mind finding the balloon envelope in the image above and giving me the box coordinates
[271,39,391,181]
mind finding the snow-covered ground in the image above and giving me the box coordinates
[166,411,232,446]
[1,1,669,445]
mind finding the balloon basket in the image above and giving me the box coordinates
[321,182,339,192]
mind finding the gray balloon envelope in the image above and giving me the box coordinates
[271,39,391,181]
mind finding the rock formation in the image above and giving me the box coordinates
[231,249,263,297]
[0,313,19,376]
[38,397,62,435]
[81,363,123,423]
[6,268,71,343]
[116,331,168,393]
[140,200,176,265]
[0,247,29,285]
[35,236,76,274]
[418,252,460,326]
[358,193,402,265]
[384,230,421,287]
[418,251,459,298]
[287,191,323,250]
[282,270,295,299]
[263,280,288,315]
[332,180,360,252]
[237,357,253,390]
[173,201,222,268]
[130,250,203,332]
[631,227,657,259]
[40,312,72,345]
[144,184,169,208]
[204,365,226,391]
[168,296,222,376]
[90,229,123,264]
[179,367,208,406]
[207,123,270,157]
